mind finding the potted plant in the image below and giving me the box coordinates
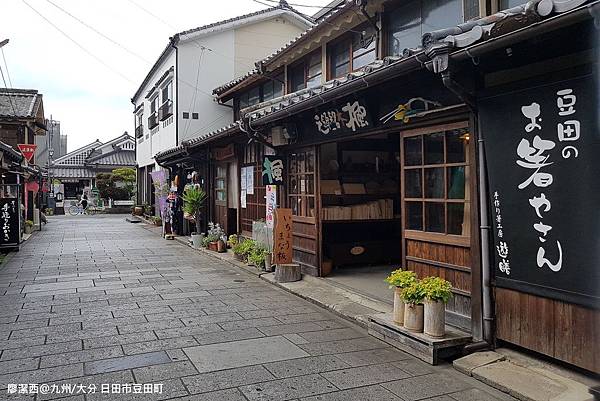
[182,185,207,248]
[227,234,238,249]
[24,220,34,234]
[206,222,225,252]
[384,269,417,325]
[233,238,256,262]
[421,276,453,337]
[402,280,426,332]
[248,246,269,270]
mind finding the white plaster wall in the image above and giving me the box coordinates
[177,31,235,143]
[134,49,177,169]
[233,16,304,77]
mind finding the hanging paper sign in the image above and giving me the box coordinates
[266,185,277,229]
[273,208,293,265]
[246,166,254,195]
[480,73,600,309]
[262,155,285,185]
[0,198,19,249]
[240,167,247,191]
[17,144,37,162]
[241,190,247,209]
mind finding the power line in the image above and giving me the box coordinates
[183,48,206,139]
[0,64,19,117]
[44,0,149,63]
[1,48,13,88]
[21,0,136,84]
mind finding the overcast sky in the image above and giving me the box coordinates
[1,0,329,152]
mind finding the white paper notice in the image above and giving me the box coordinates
[241,167,247,191]
[246,166,254,195]
[241,190,247,208]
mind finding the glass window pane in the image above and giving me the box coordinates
[307,74,322,89]
[297,152,306,173]
[353,49,376,70]
[273,75,284,98]
[404,136,422,166]
[446,129,468,163]
[308,197,315,217]
[447,166,466,199]
[290,177,298,194]
[422,0,463,33]
[307,175,314,195]
[289,63,305,92]
[424,132,444,164]
[306,151,315,172]
[291,196,299,215]
[263,81,273,101]
[425,202,445,233]
[289,156,297,174]
[387,0,422,56]
[406,201,423,230]
[405,169,422,198]
[448,203,467,235]
[500,0,523,9]
[248,87,260,105]
[331,40,350,78]
[425,167,444,198]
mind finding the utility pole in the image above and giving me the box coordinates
[0,39,8,48]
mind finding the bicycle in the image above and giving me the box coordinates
[68,203,96,216]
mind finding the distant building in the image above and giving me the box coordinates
[49,132,135,207]
[35,118,67,168]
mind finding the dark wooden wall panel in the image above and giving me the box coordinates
[495,287,600,373]
[292,219,319,275]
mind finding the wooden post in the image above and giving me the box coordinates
[274,263,301,283]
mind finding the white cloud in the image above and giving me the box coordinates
[1,0,329,151]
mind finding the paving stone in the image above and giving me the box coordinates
[193,327,265,345]
[275,312,332,324]
[391,358,435,376]
[46,326,119,343]
[122,336,199,355]
[218,317,284,331]
[256,322,324,336]
[381,373,473,401]
[40,346,124,368]
[183,365,275,394]
[154,323,223,339]
[453,351,505,376]
[300,385,403,401]
[170,388,248,401]
[282,333,310,345]
[133,360,198,382]
[448,388,507,401]
[264,355,350,379]
[35,370,135,401]
[83,351,171,375]
[298,337,388,356]
[1,340,82,361]
[321,363,411,389]
[8,322,81,339]
[184,335,309,373]
[0,357,39,374]
[117,319,183,335]
[0,335,46,350]
[239,373,338,401]
[22,280,95,293]
[179,312,242,326]
[84,331,158,349]
[336,348,412,367]
[298,328,366,343]
[0,363,84,388]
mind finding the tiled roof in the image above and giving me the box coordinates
[0,141,23,162]
[86,150,135,166]
[155,122,241,162]
[213,69,259,97]
[49,166,96,179]
[0,89,42,119]
[245,0,597,124]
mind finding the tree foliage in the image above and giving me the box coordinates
[96,168,136,201]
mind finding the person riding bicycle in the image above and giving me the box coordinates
[80,193,88,212]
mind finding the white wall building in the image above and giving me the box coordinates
[132,2,313,207]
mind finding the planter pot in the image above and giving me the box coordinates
[24,226,33,235]
[208,242,219,252]
[424,300,446,338]
[191,233,204,248]
[133,206,143,216]
[392,288,405,325]
[264,253,273,272]
[217,239,226,253]
[404,303,424,332]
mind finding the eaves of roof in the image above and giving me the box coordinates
[0,141,23,162]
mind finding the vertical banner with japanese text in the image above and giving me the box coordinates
[480,73,600,309]
[0,198,20,249]
[273,208,293,265]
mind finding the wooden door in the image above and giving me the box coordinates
[239,143,266,236]
[287,147,320,276]
[214,163,228,231]
[401,122,474,331]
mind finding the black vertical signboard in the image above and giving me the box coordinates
[480,73,600,309]
[0,198,20,249]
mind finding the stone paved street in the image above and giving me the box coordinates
[0,215,516,401]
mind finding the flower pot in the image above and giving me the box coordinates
[403,303,424,332]
[392,287,405,325]
[233,252,244,261]
[208,242,219,252]
[264,253,273,272]
[191,233,203,248]
[424,300,446,338]
[217,239,226,253]
[24,226,33,234]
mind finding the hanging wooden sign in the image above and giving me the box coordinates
[273,208,292,265]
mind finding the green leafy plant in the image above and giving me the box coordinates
[182,185,207,234]
[401,281,426,305]
[384,269,417,289]
[25,220,34,227]
[248,246,269,269]
[421,276,453,304]
[207,222,224,243]
[233,238,256,260]
[201,236,211,248]
[227,234,238,248]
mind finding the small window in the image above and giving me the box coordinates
[330,39,351,78]
[289,62,305,93]
[183,112,189,119]
[192,113,198,119]
[328,23,376,79]
[306,52,322,88]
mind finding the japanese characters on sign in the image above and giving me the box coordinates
[273,208,293,265]
[266,185,277,229]
[480,74,599,308]
[0,198,19,248]
[314,100,369,135]
[17,144,37,163]
[262,155,285,186]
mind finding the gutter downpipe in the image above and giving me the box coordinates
[426,42,493,350]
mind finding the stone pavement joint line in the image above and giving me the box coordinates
[0,215,517,401]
